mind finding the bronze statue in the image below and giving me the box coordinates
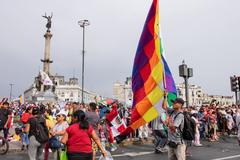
[42,13,53,31]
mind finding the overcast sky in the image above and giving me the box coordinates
[0,0,239,98]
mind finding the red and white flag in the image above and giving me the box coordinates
[106,106,127,137]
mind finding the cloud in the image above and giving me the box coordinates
[0,0,239,98]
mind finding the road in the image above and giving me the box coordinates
[1,137,240,160]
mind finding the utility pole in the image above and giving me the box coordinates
[9,83,14,102]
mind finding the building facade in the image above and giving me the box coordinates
[24,74,98,103]
[54,75,98,103]
[176,83,205,106]
[176,83,234,106]
[113,77,133,106]
[112,79,234,107]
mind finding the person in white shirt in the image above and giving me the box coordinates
[50,110,69,160]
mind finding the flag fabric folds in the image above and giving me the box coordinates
[19,94,24,105]
[160,36,177,105]
[40,70,53,86]
[123,0,177,134]
[106,106,127,137]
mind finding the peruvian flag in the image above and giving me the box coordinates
[106,106,127,137]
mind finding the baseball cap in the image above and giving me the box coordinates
[171,98,185,106]
[57,110,68,117]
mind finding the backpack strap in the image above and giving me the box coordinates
[171,112,184,144]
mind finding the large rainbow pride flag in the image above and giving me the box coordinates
[123,0,177,134]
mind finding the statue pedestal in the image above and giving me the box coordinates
[33,90,57,103]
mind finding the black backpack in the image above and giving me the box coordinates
[172,111,195,141]
[34,117,49,143]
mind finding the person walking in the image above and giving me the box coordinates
[151,111,168,153]
[61,110,107,160]
[0,102,11,139]
[162,93,186,160]
[85,102,100,160]
[20,106,33,150]
[25,107,49,160]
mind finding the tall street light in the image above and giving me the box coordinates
[78,19,90,104]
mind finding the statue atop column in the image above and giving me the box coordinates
[42,13,53,32]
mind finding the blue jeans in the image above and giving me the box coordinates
[153,130,168,148]
[21,132,29,145]
[199,123,206,139]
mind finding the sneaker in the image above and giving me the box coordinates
[194,143,203,147]
[154,149,161,154]
[110,145,117,152]
[186,152,192,157]
[156,146,168,153]
[21,145,25,151]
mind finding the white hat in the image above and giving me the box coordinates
[57,110,68,117]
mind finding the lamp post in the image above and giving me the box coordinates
[9,83,14,102]
[179,60,193,108]
[78,19,90,104]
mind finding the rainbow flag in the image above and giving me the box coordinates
[123,0,176,134]
[160,37,177,105]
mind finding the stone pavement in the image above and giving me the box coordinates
[3,136,240,160]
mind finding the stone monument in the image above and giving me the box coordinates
[41,13,53,75]
[33,13,57,102]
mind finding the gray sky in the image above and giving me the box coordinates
[0,0,239,98]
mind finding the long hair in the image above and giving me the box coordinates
[73,110,89,129]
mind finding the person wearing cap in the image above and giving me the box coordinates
[50,110,69,160]
[162,92,186,160]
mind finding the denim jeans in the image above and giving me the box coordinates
[153,130,168,148]
[21,132,29,145]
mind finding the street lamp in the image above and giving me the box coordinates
[179,60,193,107]
[78,19,90,104]
[9,83,14,102]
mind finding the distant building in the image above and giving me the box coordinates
[112,79,234,107]
[54,74,98,103]
[113,77,133,106]
[176,83,204,106]
[24,74,98,103]
[176,83,234,106]
[203,95,234,106]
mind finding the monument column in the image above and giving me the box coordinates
[41,31,53,75]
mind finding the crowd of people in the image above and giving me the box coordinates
[0,96,240,160]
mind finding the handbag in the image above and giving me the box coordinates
[60,150,68,160]
[168,141,179,148]
[49,136,61,149]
